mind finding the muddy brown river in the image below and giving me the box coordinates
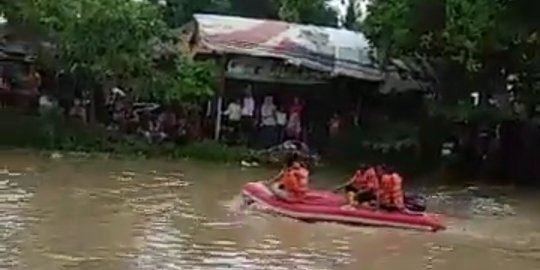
[0,151,539,270]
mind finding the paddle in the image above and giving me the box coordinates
[264,169,285,185]
[332,179,354,193]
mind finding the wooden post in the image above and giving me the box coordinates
[214,96,223,141]
[214,55,227,141]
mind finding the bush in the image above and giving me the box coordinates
[0,111,249,163]
[327,122,422,173]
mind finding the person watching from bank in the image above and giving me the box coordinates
[223,98,242,143]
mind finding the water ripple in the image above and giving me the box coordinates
[1,154,540,270]
[0,176,34,269]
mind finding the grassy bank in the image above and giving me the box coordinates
[0,110,440,177]
[0,111,251,163]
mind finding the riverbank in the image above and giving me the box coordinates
[0,110,254,163]
[0,111,527,187]
[0,110,421,170]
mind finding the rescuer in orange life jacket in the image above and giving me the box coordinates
[378,167,405,212]
[336,164,406,212]
[268,152,310,201]
[336,164,379,207]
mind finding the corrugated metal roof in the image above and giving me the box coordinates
[192,14,384,81]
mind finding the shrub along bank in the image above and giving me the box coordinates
[0,111,250,163]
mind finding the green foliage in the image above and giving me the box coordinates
[364,0,504,71]
[0,111,249,162]
[149,0,233,27]
[228,0,279,19]
[3,0,218,102]
[328,123,421,173]
[364,0,540,120]
[343,0,361,31]
[140,57,217,102]
[443,0,502,71]
[362,0,415,61]
[277,0,338,26]
[151,0,338,27]
[426,99,506,124]
[18,0,165,81]
[364,0,539,73]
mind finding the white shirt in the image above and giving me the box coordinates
[39,95,55,110]
[224,102,242,121]
[242,97,255,117]
[111,87,126,97]
[261,103,277,126]
[276,111,287,126]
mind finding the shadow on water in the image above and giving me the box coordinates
[0,150,539,269]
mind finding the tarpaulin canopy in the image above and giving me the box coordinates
[192,14,384,82]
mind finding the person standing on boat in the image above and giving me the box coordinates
[267,153,309,201]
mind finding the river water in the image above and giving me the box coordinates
[0,151,539,270]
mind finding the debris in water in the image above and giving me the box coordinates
[241,160,260,168]
[50,152,63,159]
[122,171,136,176]
[471,198,516,217]
[167,172,185,178]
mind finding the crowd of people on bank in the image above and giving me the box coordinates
[269,153,408,212]
[222,86,307,148]
[2,61,348,151]
[34,83,197,145]
[104,88,194,144]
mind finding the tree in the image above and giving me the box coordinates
[363,0,540,109]
[277,0,338,26]
[151,0,337,28]
[138,56,216,102]
[12,0,164,81]
[149,0,234,28]
[2,0,217,104]
[228,0,279,19]
[343,0,361,31]
[364,0,540,78]
[363,0,540,181]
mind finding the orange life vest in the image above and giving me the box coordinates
[296,167,309,191]
[380,173,405,209]
[280,166,308,197]
[353,167,379,191]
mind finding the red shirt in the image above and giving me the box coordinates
[289,103,303,116]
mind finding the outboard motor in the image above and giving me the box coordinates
[404,193,427,212]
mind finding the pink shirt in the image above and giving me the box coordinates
[289,104,303,116]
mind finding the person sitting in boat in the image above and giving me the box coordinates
[268,153,309,201]
[379,168,406,212]
[337,164,379,207]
